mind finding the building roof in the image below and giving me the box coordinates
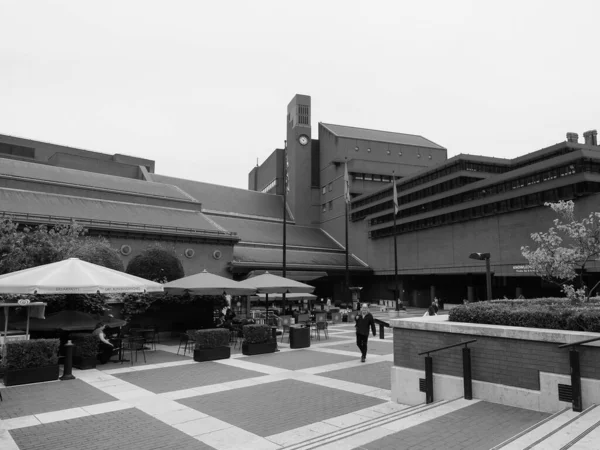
[231,246,370,271]
[0,158,190,201]
[151,173,287,220]
[320,123,445,149]
[0,188,235,239]
[210,216,340,249]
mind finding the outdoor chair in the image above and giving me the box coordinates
[314,321,328,340]
[279,316,292,343]
[121,336,146,365]
[141,329,156,351]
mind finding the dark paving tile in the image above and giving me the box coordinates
[114,361,265,393]
[239,349,355,370]
[356,401,549,450]
[0,379,116,420]
[9,407,214,450]
[96,349,191,370]
[321,361,393,390]
[178,379,385,437]
[324,339,393,355]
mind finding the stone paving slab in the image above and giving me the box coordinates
[114,361,265,394]
[0,380,117,420]
[238,349,356,370]
[96,349,191,370]
[354,401,549,450]
[324,339,393,356]
[9,408,215,450]
[321,361,393,390]
[178,379,385,438]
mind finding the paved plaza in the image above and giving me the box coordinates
[0,312,566,449]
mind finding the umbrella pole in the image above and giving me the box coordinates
[26,306,30,338]
[3,306,8,356]
[265,293,269,325]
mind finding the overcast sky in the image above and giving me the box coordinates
[1,1,598,189]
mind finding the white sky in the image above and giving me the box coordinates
[1,0,599,189]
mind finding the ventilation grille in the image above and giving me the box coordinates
[419,378,426,392]
[558,384,572,402]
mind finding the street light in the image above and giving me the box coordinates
[469,252,492,300]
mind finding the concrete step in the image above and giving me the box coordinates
[569,418,600,449]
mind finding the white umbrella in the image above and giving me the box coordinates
[243,272,315,318]
[163,270,256,296]
[0,258,163,294]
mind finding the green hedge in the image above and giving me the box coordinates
[242,324,272,344]
[191,329,230,349]
[4,339,60,370]
[449,298,600,332]
[71,333,100,358]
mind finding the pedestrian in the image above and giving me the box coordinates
[433,297,440,313]
[423,303,437,317]
[354,303,376,363]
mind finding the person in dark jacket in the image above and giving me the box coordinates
[355,304,376,362]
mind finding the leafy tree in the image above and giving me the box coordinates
[69,238,124,272]
[125,243,184,283]
[521,200,600,302]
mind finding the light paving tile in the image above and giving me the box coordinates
[381,398,477,432]
[221,376,268,390]
[191,383,232,396]
[215,358,290,375]
[72,371,117,382]
[2,415,41,430]
[266,425,331,446]
[362,388,392,400]
[0,429,19,450]
[152,408,209,425]
[352,407,388,419]
[315,425,393,450]
[173,416,233,437]
[101,383,142,394]
[81,400,132,415]
[323,411,377,428]
[35,407,90,424]
[130,398,187,415]
[198,425,281,450]
[370,401,412,415]
[159,388,205,400]
[110,387,156,400]
[86,378,129,389]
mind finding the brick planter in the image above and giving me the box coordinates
[242,342,277,356]
[4,365,60,386]
[73,356,97,370]
[390,316,600,413]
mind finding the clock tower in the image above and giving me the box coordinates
[286,94,319,225]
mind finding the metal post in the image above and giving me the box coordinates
[60,340,76,381]
[379,324,384,340]
[425,356,434,404]
[485,257,492,300]
[463,347,472,400]
[282,142,287,315]
[570,348,582,412]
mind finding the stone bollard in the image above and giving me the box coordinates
[60,340,76,381]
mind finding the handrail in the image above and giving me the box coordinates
[374,318,390,327]
[558,336,600,348]
[418,339,477,356]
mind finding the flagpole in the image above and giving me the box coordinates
[282,141,287,316]
[344,158,350,308]
[393,171,400,311]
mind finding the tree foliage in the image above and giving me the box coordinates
[69,239,124,272]
[521,201,600,302]
[125,243,184,283]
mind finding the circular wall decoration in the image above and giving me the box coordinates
[120,245,132,256]
[213,250,222,260]
[184,248,195,259]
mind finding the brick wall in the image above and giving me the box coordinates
[394,328,600,390]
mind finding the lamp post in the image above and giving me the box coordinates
[469,252,492,300]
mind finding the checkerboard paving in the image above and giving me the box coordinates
[233,349,357,371]
[320,361,393,391]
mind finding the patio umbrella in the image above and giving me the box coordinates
[0,258,164,294]
[254,293,316,301]
[243,272,315,320]
[11,309,126,332]
[163,270,257,296]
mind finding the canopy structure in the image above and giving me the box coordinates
[1,301,46,348]
[253,293,316,301]
[163,270,256,296]
[11,310,126,332]
[0,258,164,294]
[243,272,315,319]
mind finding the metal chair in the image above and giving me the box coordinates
[141,330,156,351]
[315,321,328,340]
[121,336,146,365]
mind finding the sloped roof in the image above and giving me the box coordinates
[231,246,369,271]
[211,216,340,249]
[0,188,233,238]
[0,158,189,201]
[151,174,286,219]
[320,123,445,149]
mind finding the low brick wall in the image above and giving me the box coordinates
[390,316,600,412]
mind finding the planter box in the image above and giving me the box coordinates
[242,341,277,356]
[4,365,60,386]
[289,326,310,349]
[194,346,231,362]
[73,356,97,370]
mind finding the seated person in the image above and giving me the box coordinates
[224,308,236,321]
[215,313,226,327]
[92,322,117,364]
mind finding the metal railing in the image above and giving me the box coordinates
[558,336,600,412]
[373,318,390,339]
[418,340,477,404]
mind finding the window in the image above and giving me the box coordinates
[322,204,327,212]
[328,183,333,192]
[328,201,333,211]
[322,186,326,195]
[364,174,373,181]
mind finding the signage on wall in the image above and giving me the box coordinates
[512,264,536,274]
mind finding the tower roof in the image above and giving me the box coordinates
[320,123,445,149]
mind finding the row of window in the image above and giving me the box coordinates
[362,158,599,226]
[322,173,397,195]
[322,201,334,212]
[369,182,598,239]
[261,179,277,194]
[0,143,35,159]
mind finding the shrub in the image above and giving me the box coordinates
[4,339,60,370]
[69,239,124,272]
[449,299,600,332]
[191,329,230,349]
[242,324,271,344]
[71,333,100,358]
[126,244,184,282]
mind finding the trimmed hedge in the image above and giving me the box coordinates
[449,298,600,332]
[71,333,100,358]
[192,329,230,349]
[242,324,272,344]
[4,339,60,370]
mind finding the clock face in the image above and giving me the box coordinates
[298,135,309,146]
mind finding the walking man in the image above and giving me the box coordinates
[355,303,376,362]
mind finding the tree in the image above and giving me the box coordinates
[521,200,600,302]
[125,244,184,283]
[69,238,124,272]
